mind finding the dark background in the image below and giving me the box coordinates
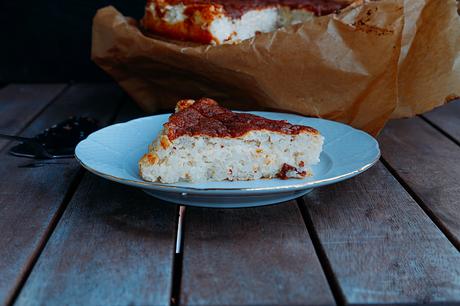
[1,0,145,82]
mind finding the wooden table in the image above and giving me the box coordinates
[1,83,460,306]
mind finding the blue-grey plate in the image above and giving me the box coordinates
[75,112,380,208]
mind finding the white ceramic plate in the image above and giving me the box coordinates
[75,112,380,208]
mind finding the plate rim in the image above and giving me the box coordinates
[75,111,380,194]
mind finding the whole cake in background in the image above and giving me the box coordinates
[139,98,324,183]
[141,0,355,44]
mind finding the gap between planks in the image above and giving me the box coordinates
[171,205,186,306]
[296,199,345,306]
[380,157,460,253]
[5,169,85,306]
[420,115,460,148]
[5,86,127,306]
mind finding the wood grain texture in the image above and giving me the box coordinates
[0,84,67,150]
[301,162,460,305]
[0,83,124,305]
[15,99,172,306]
[15,174,177,306]
[423,99,460,143]
[181,202,335,306]
[379,117,460,248]
[15,95,175,306]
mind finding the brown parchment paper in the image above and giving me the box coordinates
[91,0,459,135]
[394,0,460,118]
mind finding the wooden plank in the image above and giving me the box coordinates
[15,96,176,306]
[180,202,336,306]
[301,162,460,305]
[0,84,67,150]
[0,83,124,305]
[15,175,177,306]
[423,99,460,143]
[379,117,460,248]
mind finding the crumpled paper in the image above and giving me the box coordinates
[92,0,460,135]
[395,0,460,118]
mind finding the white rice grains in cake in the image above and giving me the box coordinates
[139,98,324,183]
[139,129,324,183]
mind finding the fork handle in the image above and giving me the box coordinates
[0,133,31,142]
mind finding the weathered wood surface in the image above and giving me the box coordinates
[0,83,124,305]
[180,202,335,306]
[423,99,460,143]
[15,174,177,306]
[3,83,460,305]
[301,162,460,305]
[379,117,460,248]
[15,97,177,306]
[0,84,66,150]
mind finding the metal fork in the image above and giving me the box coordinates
[0,134,56,159]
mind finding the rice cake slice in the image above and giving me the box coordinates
[139,98,323,183]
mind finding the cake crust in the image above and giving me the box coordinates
[148,0,351,19]
[165,98,319,141]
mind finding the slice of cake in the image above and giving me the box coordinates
[139,98,324,183]
[141,0,354,44]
